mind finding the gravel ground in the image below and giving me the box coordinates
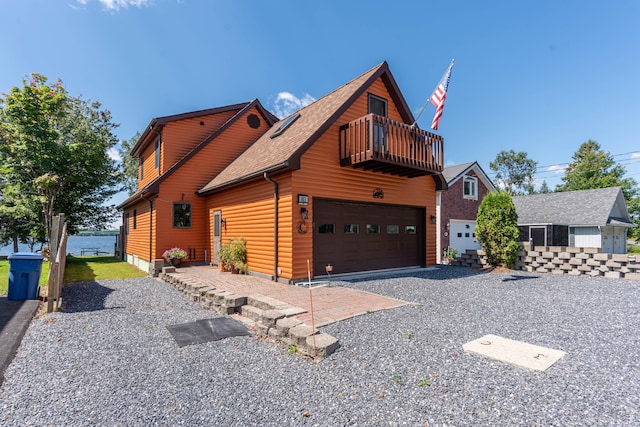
[1,267,639,426]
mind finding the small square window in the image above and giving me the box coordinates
[173,203,192,228]
[367,224,380,234]
[405,225,416,234]
[387,224,399,234]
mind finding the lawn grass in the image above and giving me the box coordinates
[0,256,147,296]
[64,256,148,283]
[628,244,640,255]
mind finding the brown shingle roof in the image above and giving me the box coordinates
[198,61,407,194]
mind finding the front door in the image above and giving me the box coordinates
[213,210,222,264]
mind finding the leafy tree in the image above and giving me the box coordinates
[556,140,639,240]
[475,192,521,267]
[538,180,551,194]
[628,197,640,241]
[489,150,538,195]
[118,131,142,195]
[556,140,638,200]
[0,73,121,243]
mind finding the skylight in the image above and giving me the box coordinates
[270,113,300,138]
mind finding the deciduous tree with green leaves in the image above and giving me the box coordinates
[0,73,121,244]
[475,192,521,268]
[489,149,538,195]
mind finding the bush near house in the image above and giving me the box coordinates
[475,192,520,268]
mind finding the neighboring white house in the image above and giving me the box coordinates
[512,187,635,254]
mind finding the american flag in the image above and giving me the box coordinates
[430,59,454,130]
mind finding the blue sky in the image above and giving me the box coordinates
[2,0,639,210]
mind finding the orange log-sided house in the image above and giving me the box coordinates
[118,62,446,282]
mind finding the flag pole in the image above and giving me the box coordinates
[411,59,455,128]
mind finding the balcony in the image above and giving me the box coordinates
[339,114,443,178]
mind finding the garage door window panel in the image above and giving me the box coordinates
[344,224,360,234]
[318,224,335,234]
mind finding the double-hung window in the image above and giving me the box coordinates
[463,176,478,200]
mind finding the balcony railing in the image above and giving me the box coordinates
[339,114,443,177]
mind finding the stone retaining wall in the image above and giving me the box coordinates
[452,244,640,280]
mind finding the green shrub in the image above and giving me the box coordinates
[475,192,521,268]
[218,237,248,274]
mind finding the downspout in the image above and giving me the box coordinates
[142,194,153,264]
[263,172,278,282]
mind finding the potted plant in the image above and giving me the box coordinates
[443,247,458,264]
[162,247,187,267]
[218,237,248,274]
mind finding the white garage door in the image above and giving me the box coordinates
[449,220,481,256]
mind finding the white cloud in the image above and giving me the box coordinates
[76,0,152,11]
[546,164,566,174]
[631,152,640,159]
[107,147,121,161]
[272,92,315,119]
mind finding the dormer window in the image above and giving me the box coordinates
[463,176,478,200]
[270,113,300,138]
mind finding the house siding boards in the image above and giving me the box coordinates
[203,74,439,280]
[160,110,238,170]
[121,105,272,265]
[122,62,444,280]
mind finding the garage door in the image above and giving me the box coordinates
[448,220,481,256]
[313,199,425,275]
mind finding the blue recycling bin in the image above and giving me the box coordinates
[7,252,44,300]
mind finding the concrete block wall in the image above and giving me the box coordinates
[452,245,640,280]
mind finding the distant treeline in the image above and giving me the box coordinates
[74,230,119,236]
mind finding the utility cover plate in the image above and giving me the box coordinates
[463,334,566,371]
[166,317,250,347]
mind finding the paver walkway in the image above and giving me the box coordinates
[173,265,411,326]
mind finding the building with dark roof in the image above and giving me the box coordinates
[512,187,634,253]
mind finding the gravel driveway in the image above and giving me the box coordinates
[1,267,639,426]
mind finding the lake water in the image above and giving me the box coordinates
[0,235,117,256]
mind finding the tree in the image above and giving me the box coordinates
[489,150,538,195]
[475,192,521,267]
[556,140,640,239]
[556,140,639,200]
[538,180,551,194]
[0,73,121,243]
[118,131,142,195]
